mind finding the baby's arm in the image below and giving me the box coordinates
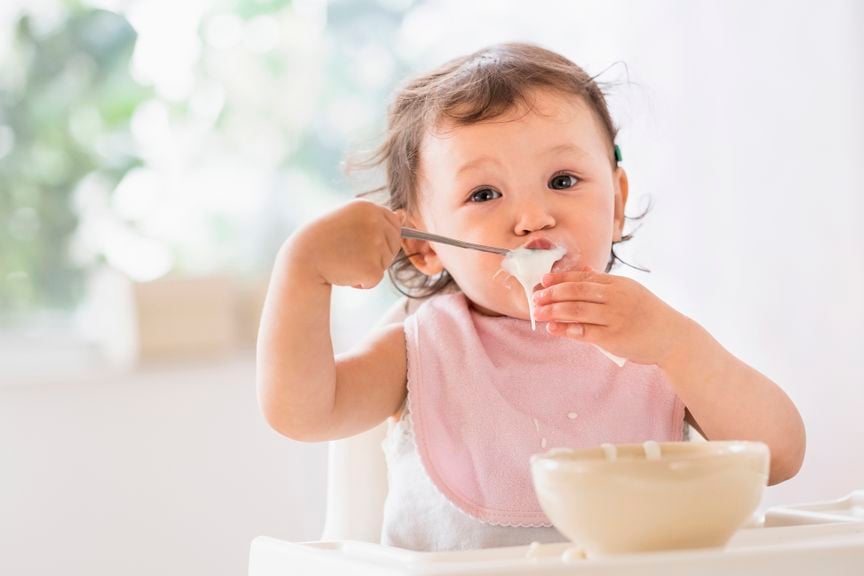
[256,200,407,442]
[658,321,806,485]
[534,269,806,485]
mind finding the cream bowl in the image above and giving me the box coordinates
[530,441,770,555]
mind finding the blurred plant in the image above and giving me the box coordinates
[0,0,417,324]
[0,6,148,320]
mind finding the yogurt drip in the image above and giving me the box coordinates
[643,440,662,460]
[501,245,566,330]
[600,443,617,462]
[561,546,587,563]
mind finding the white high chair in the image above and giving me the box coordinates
[319,296,421,542]
[319,422,390,542]
[252,426,864,576]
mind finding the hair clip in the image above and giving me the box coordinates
[614,144,623,163]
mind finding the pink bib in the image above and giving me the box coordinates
[405,292,685,527]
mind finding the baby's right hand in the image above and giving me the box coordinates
[291,199,403,289]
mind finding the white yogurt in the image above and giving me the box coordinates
[500,244,629,367]
[643,440,662,460]
[501,245,566,330]
[600,443,618,462]
[561,546,587,563]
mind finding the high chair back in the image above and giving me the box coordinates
[320,421,389,542]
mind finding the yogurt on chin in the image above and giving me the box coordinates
[500,244,567,330]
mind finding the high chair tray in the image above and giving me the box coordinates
[249,491,864,576]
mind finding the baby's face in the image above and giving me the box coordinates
[411,89,627,319]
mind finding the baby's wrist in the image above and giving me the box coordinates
[279,232,331,287]
[654,312,701,371]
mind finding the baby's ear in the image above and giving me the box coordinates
[403,239,444,276]
[612,167,629,242]
[399,212,445,276]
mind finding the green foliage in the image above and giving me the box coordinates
[0,0,416,321]
[0,7,149,317]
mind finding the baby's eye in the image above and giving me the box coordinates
[468,188,502,203]
[549,173,580,190]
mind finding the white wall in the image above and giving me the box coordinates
[0,356,328,576]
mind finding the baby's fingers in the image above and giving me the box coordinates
[546,321,598,339]
[534,301,607,325]
[532,282,607,307]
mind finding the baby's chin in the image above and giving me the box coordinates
[465,298,509,318]
[465,288,532,321]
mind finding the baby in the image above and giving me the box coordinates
[257,43,806,551]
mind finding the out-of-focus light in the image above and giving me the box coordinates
[293,0,327,35]
[111,167,160,221]
[127,1,205,101]
[188,80,225,125]
[69,171,115,268]
[323,97,372,143]
[72,172,113,216]
[397,3,442,61]
[103,221,173,282]
[204,13,243,49]
[246,15,280,54]
[16,0,67,39]
[377,0,414,10]
[79,0,127,12]
[129,99,170,150]
[355,44,394,89]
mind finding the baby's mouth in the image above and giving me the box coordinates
[522,238,555,251]
[509,238,572,291]
[518,239,578,274]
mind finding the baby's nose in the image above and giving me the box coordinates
[514,204,556,235]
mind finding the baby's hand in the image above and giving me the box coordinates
[291,199,403,289]
[532,268,690,365]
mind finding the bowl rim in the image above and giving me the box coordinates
[530,440,770,469]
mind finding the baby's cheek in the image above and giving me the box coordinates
[552,251,609,273]
[552,242,612,273]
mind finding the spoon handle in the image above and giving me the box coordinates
[400,227,509,256]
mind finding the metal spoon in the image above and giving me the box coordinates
[400,227,510,256]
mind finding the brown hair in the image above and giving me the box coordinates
[354,42,643,298]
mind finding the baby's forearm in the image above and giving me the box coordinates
[256,239,337,439]
[658,318,806,485]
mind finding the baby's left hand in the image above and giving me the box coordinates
[532,268,690,366]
